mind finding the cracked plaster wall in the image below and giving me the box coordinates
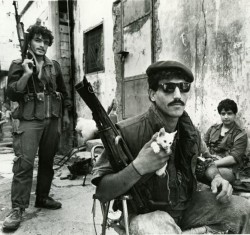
[73,0,250,147]
[155,0,250,143]
[73,0,117,120]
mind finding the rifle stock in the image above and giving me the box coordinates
[75,76,148,213]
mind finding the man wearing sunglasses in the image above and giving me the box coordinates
[92,60,250,234]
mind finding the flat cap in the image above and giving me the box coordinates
[146,60,194,83]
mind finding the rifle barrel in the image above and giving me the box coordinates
[75,76,148,213]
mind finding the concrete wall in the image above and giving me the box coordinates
[72,0,117,120]
[112,0,250,141]
[153,0,250,140]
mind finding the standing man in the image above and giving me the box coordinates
[3,24,72,231]
[92,61,250,234]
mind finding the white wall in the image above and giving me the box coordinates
[156,0,250,141]
[0,0,20,71]
[73,0,117,119]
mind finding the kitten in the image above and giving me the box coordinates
[151,128,177,177]
[75,117,98,144]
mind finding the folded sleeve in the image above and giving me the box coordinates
[6,61,25,101]
[229,131,248,164]
[91,150,114,186]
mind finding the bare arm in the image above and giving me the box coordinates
[214,155,236,167]
[205,164,233,203]
[205,163,222,182]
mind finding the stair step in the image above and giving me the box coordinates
[0,141,13,147]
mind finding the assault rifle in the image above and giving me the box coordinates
[75,76,148,213]
[13,1,39,73]
[13,1,29,61]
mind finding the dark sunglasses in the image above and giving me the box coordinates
[158,82,191,93]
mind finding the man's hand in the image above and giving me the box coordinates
[211,174,233,203]
[22,58,35,76]
[133,133,171,175]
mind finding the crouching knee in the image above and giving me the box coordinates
[129,210,182,235]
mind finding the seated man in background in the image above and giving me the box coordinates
[204,99,248,183]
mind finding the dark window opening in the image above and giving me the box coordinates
[84,25,104,74]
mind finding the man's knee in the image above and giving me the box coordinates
[231,195,250,215]
[12,156,33,175]
[129,210,182,235]
[218,167,235,183]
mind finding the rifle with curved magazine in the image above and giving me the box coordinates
[13,1,37,73]
[13,1,28,61]
[75,76,148,214]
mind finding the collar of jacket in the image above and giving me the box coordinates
[213,122,240,135]
[148,104,198,144]
[43,56,53,67]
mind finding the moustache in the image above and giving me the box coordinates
[168,100,185,106]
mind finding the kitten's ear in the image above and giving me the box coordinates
[159,128,165,137]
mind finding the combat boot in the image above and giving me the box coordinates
[2,208,23,231]
[35,196,62,210]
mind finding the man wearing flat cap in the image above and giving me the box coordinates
[92,61,250,234]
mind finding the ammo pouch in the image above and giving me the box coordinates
[44,91,62,118]
[12,92,62,120]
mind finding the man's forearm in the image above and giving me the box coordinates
[16,73,31,92]
[95,162,141,203]
[214,155,236,167]
[205,163,221,181]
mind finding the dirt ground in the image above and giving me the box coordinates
[0,153,117,235]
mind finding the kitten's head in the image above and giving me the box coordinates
[156,128,177,150]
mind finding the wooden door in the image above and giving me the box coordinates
[121,0,153,119]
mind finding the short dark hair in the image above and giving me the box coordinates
[148,70,189,91]
[217,99,238,114]
[27,25,54,46]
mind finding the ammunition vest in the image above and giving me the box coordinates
[12,60,62,120]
